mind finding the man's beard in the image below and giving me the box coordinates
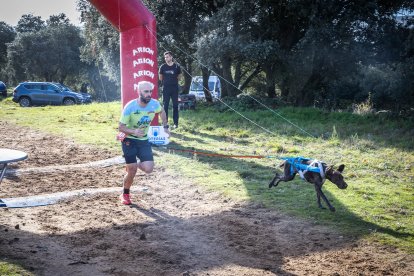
[140,95,151,104]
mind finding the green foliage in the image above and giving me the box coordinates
[214,94,282,112]
[195,0,265,97]
[0,260,33,276]
[2,0,412,109]
[150,0,413,110]
[15,14,45,33]
[7,14,83,84]
[0,21,16,71]
[142,0,217,93]
[47,13,70,26]
[352,92,374,115]
[77,0,121,101]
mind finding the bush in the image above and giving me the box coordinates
[215,94,283,112]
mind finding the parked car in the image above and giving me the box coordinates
[12,82,90,107]
[53,83,92,104]
[0,81,6,97]
[189,76,221,100]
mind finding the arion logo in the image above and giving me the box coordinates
[133,71,155,79]
[133,58,155,67]
[132,47,154,56]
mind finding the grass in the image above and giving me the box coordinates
[0,260,34,276]
[0,98,121,151]
[0,98,413,255]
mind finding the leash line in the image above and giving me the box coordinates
[154,145,280,159]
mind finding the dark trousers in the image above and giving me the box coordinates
[163,86,179,126]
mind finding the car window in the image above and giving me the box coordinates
[61,84,71,91]
[24,84,42,90]
[54,83,70,91]
[54,83,63,90]
[46,84,60,91]
[190,82,203,91]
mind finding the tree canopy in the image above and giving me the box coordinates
[7,14,83,84]
[15,14,45,33]
[0,22,16,80]
[77,0,121,100]
[1,1,412,111]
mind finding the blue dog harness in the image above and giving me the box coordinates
[281,157,326,183]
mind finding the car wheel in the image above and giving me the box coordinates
[19,97,31,107]
[63,98,75,105]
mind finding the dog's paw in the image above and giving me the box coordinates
[268,182,274,188]
[329,207,336,212]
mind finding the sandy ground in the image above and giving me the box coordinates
[0,121,413,275]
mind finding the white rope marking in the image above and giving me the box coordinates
[0,186,149,208]
[5,156,125,176]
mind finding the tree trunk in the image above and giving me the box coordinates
[239,65,262,91]
[281,87,289,102]
[222,56,236,97]
[299,72,322,106]
[181,58,192,94]
[202,67,213,102]
[264,64,276,98]
[234,60,242,89]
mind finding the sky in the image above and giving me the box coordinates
[1,0,81,27]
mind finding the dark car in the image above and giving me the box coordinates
[0,81,6,97]
[12,82,90,107]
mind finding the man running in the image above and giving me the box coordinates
[118,80,170,205]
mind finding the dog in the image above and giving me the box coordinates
[269,157,347,212]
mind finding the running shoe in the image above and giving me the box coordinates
[120,193,132,205]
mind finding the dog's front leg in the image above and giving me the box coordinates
[314,185,324,209]
[314,184,336,212]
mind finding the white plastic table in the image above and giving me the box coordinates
[0,148,28,185]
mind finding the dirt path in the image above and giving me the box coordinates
[0,121,412,275]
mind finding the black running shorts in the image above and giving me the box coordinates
[121,138,154,164]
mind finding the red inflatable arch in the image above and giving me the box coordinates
[88,0,159,124]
